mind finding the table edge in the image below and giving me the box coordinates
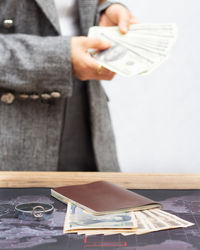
[0,172,199,189]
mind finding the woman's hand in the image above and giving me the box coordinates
[99,4,139,34]
[71,36,116,81]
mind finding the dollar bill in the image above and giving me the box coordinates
[124,209,194,235]
[88,23,178,76]
[90,38,153,76]
[151,209,194,227]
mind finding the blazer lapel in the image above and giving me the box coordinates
[78,0,98,35]
[35,0,61,34]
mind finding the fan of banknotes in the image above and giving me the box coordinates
[64,203,194,236]
[88,23,178,77]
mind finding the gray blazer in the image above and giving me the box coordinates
[0,0,120,172]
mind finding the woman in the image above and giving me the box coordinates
[0,0,137,171]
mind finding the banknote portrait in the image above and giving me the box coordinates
[65,203,135,230]
[98,43,128,62]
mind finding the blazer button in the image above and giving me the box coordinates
[30,94,39,100]
[1,93,15,104]
[19,94,29,99]
[41,93,51,100]
[51,92,61,98]
[3,19,14,28]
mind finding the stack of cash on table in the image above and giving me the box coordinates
[64,203,194,236]
[88,23,178,76]
[51,181,194,236]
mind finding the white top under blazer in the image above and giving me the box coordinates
[54,0,80,36]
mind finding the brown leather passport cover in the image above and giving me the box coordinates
[52,181,160,214]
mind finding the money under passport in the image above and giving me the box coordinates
[88,23,178,76]
[64,203,194,236]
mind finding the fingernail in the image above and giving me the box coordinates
[120,26,128,34]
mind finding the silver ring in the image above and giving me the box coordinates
[32,206,45,218]
[15,202,54,221]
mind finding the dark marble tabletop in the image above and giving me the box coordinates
[0,188,199,250]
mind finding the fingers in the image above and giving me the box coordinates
[95,67,116,80]
[118,11,139,34]
[117,7,131,34]
[87,57,116,81]
[84,37,111,50]
[71,36,115,81]
[104,4,139,34]
[99,13,115,27]
[81,56,116,81]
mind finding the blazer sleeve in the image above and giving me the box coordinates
[0,34,73,98]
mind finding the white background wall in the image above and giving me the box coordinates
[103,0,200,172]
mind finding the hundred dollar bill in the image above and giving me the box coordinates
[123,209,194,236]
[142,210,169,230]
[134,209,194,235]
[135,211,156,234]
[88,23,178,76]
[90,38,153,76]
[151,209,194,227]
[90,24,177,37]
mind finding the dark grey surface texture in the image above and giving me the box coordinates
[0,188,199,250]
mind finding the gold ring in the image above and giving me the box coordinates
[97,64,103,75]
